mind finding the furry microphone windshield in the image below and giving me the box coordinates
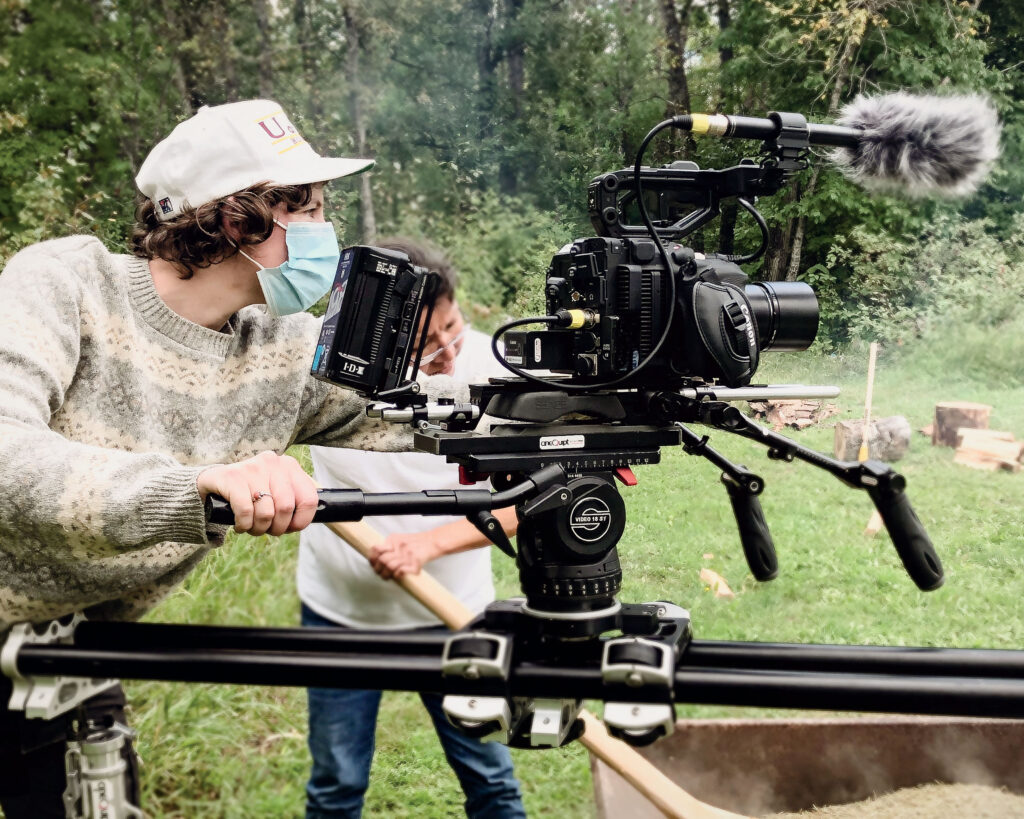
[830,92,1001,198]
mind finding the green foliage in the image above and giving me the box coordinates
[377,189,575,323]
[805,213,1024,364]
[0,0,184,261]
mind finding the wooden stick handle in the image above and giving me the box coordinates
[326,518,750,819]
[326,519,473,629]
[859,341,879,461]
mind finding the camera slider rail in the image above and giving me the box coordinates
[9,608,1024,752]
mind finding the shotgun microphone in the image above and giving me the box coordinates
[675,92,1001,198]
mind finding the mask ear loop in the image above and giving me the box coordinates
[219,197,277,270]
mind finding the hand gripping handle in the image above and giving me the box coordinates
[204,485,512,527]
[205,489,373,526]
[867,485,944,591]
[721,475,778,581]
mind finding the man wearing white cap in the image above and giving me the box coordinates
[0,100,410,816]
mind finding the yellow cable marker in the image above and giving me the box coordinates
[566,310,587,329]
[690,113,712,134]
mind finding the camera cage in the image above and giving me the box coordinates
[6,108,1024,758]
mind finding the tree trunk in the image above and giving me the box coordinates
[253,0,273,99]
[343,5,376,243]
[718,202,737,257]
[499,0,524,193]
[761,181,799,281]
[211,9,238,102]
[716,0,733,70]
[786,167,818,281]
[294,0,324,128]
[658,0,697,158]
[715,0,736,256]
[155,0,197,113]
[474,0,499,144]
[785,33,856,279]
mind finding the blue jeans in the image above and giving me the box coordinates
[302,605,526,819]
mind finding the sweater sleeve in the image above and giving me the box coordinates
[0,243,210,560]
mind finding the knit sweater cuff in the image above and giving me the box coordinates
[137,466,211,546]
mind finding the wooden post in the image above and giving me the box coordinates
[326,517,750,819]
[858,342,878,462]
[860,343,884,536]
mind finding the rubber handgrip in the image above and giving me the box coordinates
[867,487,944,591]
[722,476,778,581]
[204,491,366,525]
[205,494,233,525]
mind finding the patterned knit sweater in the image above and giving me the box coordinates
[0,235,411,628]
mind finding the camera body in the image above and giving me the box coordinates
[502,236,820,389]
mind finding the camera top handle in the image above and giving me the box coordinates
[592,110,816,249]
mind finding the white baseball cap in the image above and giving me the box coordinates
[136,100,374,221]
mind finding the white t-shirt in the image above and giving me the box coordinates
[297,328,509,629]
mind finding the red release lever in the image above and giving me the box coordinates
[613,467,638,486]
[459,465,486,485]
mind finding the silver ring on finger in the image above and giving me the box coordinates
[252,491,273,503]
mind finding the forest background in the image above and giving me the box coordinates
[1,0,1023,352]
[3,2,1024,816]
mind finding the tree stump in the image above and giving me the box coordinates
[834,416,911,461]
[933,401,992,448]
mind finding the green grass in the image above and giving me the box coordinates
[126,339,1024,817]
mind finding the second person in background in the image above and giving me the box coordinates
[297,236,525,819]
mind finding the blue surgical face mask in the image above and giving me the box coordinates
[240,219,341,316]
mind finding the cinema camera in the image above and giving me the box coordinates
[10,101,1023,786]
[307,107,944,601]
[283,106,958,746]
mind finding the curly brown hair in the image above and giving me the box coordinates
[130,183,315,278]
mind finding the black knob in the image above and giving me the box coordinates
[575,356,594,376]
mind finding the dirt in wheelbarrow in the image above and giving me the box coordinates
[767,782,1024,818]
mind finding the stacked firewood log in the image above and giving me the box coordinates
[746,399,840,430]
[929,401,1023,473]
[952,428,1024,473]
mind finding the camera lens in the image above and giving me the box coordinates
[744,282,819,351]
